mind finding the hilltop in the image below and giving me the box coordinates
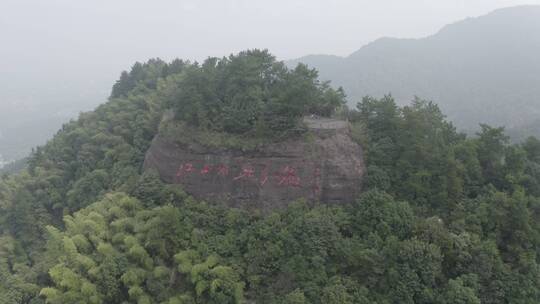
[2,50,540,303]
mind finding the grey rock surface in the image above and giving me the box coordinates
[144,120,364,210]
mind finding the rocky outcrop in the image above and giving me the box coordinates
[143,118,365,211]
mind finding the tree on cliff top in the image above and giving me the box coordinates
[165,49,346,135]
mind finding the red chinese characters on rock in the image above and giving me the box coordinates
[200,164,212,175]
[277,166,301,187]
[176,163,195,179]
[259,165,269,186]
[234,166,255,181]
[174,162,311,189]
[216,164,230,177]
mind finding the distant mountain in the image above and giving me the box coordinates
[289,6,540,134]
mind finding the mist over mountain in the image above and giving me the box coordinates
[0,73,111,162]
[289,6,540,135]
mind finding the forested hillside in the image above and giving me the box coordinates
[1,50,540,303]
[289,6,540,135]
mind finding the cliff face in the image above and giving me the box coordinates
[143,118,365,210]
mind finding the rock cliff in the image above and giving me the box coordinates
[143,118,365,210]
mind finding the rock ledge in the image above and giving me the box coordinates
[143,118,364,210]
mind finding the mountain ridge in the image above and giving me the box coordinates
[289,5,540,133]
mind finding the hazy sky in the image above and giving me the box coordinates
[1,0,540,108]
[3,0,540,64]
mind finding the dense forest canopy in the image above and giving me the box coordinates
[1,50,540,303]
[112,50,346,136]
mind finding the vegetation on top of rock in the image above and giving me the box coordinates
[159,49,346,136]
